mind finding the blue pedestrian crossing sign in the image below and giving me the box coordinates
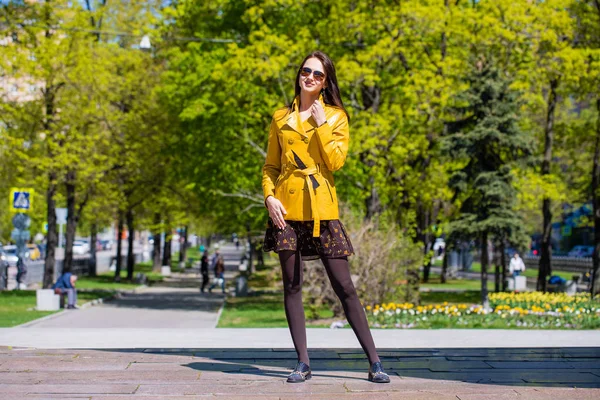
[9,188,34,213]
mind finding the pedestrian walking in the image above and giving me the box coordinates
[509,252,526,277]
[208,250,225,293]
[15,256,27,290]
[200,251,209,293]
[261,51,389,384]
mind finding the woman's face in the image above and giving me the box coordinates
[299,57,326,95]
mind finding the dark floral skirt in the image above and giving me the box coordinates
[263,218,354,261]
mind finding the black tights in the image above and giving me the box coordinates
[278,250,380,366]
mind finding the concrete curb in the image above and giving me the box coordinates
[13,309,68,328]
[213,300,226,329]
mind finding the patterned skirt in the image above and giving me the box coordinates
[263,218,354,261]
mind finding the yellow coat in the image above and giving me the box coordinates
[262,96,349,237]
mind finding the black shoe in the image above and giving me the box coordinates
[368,361,390,383]
[286,361,312,383]
[66,305,79,310]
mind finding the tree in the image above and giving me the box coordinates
[443,58,532,307]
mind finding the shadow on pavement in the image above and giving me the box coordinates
[98,347,600,388]
[103,290,225,312]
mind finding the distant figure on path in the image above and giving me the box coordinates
[52,272,78,309]
[200,251,209,293]
[261,51,389,384]
[208,251,225,293]
[15,256,27,290]
[509,253,526,277]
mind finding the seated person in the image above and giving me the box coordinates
[52,272,78,309]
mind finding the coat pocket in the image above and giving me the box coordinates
[324,179,334,203]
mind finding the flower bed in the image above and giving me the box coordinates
[365,292,600,329]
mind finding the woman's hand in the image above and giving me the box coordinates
[310,99,327,126]
[266,196,287,230]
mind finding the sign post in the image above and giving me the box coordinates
[56,208,67,248]
[9,188,34,290]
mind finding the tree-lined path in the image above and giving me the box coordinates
[22,243,243,329]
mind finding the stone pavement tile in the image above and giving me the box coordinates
[338,351,436,359]
[135,381,347,395]
[566,361,600,369]
[0,383,138,395]
[1,359,130,371]
[523,372,600,384]
[92,396,275,400]
[457,387,600,400]
[485,361,574,369]
[445,354,571,361]
[395,370,525,383]
[2,396,91,400]
[531,388,600,399]
[192,350,340,360]
[128,360,263,373]
[0,369,201,384]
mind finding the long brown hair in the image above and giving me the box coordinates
[292,51,349,120]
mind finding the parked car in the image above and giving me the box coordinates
[567,245,594,258]
[73,240,90,255]
[26,244,41,260]
[2,245,29,266]
[0,245,8,290]
[99,239,113,251]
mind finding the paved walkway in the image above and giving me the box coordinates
[22,287,226,328]
[21,243,243,329]
[1,328,599,349]
[0,346,599,398]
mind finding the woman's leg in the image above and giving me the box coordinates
[321,256,380,364]
[279,250,309,365]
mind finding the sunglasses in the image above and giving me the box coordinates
[300,67,325,81]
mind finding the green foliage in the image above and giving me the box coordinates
[443,58,533,247]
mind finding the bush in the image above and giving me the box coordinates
[303,210,423,318]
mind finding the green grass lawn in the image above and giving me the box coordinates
[0,289,115,327]
[217,292,333,328]
[420,290,481,304]
[421,275,496,291]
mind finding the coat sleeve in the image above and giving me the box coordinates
[314,111,349,172]
[262,117,281,206]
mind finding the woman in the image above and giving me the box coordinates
[262,51,390,384]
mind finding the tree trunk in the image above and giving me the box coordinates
[494,262,500,293]
[418,204,432,283]
[162,228,172,268]
[64,170,76,273]
[592,98,600,298]
[152,213,162,272]
[441,249,448,284]
[500,241,507,291]
[246,223,254,274]
[41,16,60,288]
[90,223,97,276]
[537,78,558,292]
[126,208,135,281]
[179,225,188,268]
[365,176,382,220]
[115,212,124,282]
[481,232,489,309]
[43,173,58,288]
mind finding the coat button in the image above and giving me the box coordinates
[303,137,309,144]
[288,138,294,144]
[289,189,296,194]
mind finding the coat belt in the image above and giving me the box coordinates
[289,165,321,238]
